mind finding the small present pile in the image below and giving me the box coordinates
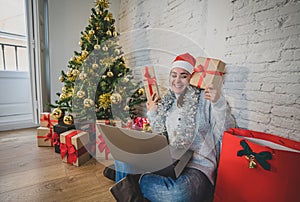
[37,112,58,147]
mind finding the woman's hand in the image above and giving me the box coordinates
[146,93,161,112]
[204,83,221,103]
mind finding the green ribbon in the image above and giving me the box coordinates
[237,140,272,171]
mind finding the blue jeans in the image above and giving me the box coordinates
[114,160,213,202]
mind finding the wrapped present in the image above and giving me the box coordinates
[53,123,75,154]
[214,128,300,202]
[37,127,54,147]
[95,120,121,166]
[75,120,97,156]
[40,112,58,128]
[133,117,151,132]
[60,129,90,166]
[190,57,225,89]
[141,66,160,101]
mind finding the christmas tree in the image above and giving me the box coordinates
[49,0,146,125]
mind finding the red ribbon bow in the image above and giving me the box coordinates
[40,113,58,128]
[193,58,224,88]
[97,134,110,160]
[144,66,156,96]
[60,130,87,164]
[37,128,54,146]
[52,132,60,146]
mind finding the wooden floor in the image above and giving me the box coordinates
[0,127,115,202]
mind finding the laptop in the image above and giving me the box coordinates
[97,123,193,179]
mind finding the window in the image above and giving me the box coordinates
[0,0,28,71]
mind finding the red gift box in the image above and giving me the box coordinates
[40,112,58,128]
[60,129,90,166]
[37,127,54,147]
[95,120,121,166]
[141,66,160,101]
[214,128,300,202]
[190,57,225,89]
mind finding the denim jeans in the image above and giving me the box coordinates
[114,160,213,202]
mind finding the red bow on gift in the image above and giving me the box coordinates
[144,66,157,96]
[40,113,58,128]
[97,134,110,160]
[193,58,224,88]
[60,143,78,164]
[60,130,87,164]
[43,128,54,146]
[52,132,60,146]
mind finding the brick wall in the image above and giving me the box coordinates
[224,0,300,140]
[117,0,300,141]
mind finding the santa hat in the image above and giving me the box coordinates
[171,53,196,74]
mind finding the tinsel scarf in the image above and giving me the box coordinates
[152,85,202,148]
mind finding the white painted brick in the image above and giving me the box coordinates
[265,125,293,139]
[283,36,300,49]
[261,83,275,92]
[278,1,300,16]
[280,49,295,61]
[270,116,300,131]
[289,130,300,142]
[271,105,300,119]
[295,49,300,60]
[275,84,300,95]
[240,110,271,124]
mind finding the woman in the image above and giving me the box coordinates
[112,53,235,202]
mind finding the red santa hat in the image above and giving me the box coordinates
[171,53,196,74]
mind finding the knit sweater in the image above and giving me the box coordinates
[147,86,235,185]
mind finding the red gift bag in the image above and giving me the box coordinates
[214,128,300,202]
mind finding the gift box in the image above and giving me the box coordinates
[39,112,58,128]
[53,123,75,153]
[141,66,160,101]
[95,120,121,166]
[190,57,225,89]
[214,128,300,202]
[37,127,54,147]
[60,129,90,166]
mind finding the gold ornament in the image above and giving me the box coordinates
[92,63,99,69]
[107,71,114,77]
[114,49,120,55]
[102,45,108,52]
[106,30,112,36]
[83,98,94,108]
[113,31,118,37]
[52,108,63,119]
[72,69,80,76]
[60,93,68,100]
[59,76,65,82]
[66,71,72,77]
[138,88,145,95]
[123,77,129,83]
[77,90,86,98]
[94,44,101,50]
[63,115,73,125]
[104,16,110,21]
[70,56,76,61]
[120,63,126,69]
[79,40,83,46]
[102,75,107,79]
[118,73,122,77]
[121,56,125,62]
[98,93,111,109]
[88,30,95,35]
[68,76,76,82]
[111,93,122,104]
[81,50,89,57]
[124,105,130,111]
[62,86,68,93]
